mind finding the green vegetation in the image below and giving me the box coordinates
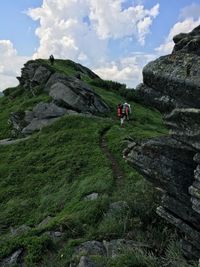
[0,60,197,266]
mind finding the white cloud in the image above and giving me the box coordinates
[94,53,156,88]
[180,3,200,20]
[89,1,159,44]
[0,0,159,90]
[27,0,159,60]
[0,40,29,91]
[156,4,200,55]
[27,0,107,63]
[25,0,159,88]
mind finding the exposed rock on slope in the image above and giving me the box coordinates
[125,25,200,259]
[136,25,200,113]
[10,60,109,135]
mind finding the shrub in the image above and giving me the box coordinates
[3,86,24,98]
[90,78,126,91]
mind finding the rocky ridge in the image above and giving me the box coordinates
[125,25,200,260]
[8,60,109,136]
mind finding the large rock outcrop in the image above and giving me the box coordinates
[125,25,200,260]
[10,60,109,135]
[136,25,200,113]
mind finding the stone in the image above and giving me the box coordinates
[124,136,196,201]
[180,239,200,260]
[10,225,31,236]
[75,241,106,256]
[22,118,59,135]
[46,231,63,240]
[107,201,129,217]
[30,65,51,86]
[37,216,54,228]
[77,256,100,267]
[73,239,150,266]
[9,111,26,136]
[54,231,62,237]
[18,102,70,134]
[17,61,40,89]
[162,262,183,267]
[0,249,23,266]
[173,25,200,55]
[25,102,68,122]
[0,137,30,146]
[46,73,109,115]
[84,193,99,201]
[164,108,200,138]
[135,83,175,112]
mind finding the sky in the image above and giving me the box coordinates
[0,0,200,91]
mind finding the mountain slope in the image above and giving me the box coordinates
[0,59,195,267]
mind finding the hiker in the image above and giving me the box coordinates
[117,103,126,127]
[123,102,131,120]
[49,54,55,65]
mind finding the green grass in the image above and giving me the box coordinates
[0,59,197,267]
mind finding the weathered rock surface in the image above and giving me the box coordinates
[21,102,73,135]
[173,25,200,55]
[106,201,130,217]
[10,59,109,135]
[0,249,23,267]
[37,215,54,228]
[125,25,200,260]
[0,137,30,146]
[45,73,108,114]
[75,241,106,256]
[76,256,101,267]
[84,193,99,201]
[135,26,200,113]
[10,225,31,236]
[73,239,150,266]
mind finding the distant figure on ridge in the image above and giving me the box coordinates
[49,54,55,65]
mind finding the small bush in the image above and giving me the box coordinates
[105,249,158,267]
[25,235,52,266]
[90,78,126,91]
[3,86,24,98]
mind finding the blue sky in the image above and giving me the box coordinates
[0,0,42,55]
[0,0,200,90]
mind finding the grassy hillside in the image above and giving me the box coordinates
[0,60,196,267]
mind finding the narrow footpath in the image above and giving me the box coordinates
[100,127,124,186]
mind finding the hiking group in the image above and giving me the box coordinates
[117,102,131,127]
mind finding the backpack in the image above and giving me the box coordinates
[117,104,122,117]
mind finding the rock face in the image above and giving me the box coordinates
[136,25,200,113]
[22,102,73,135]
[0,249,23,267]
[10,60,109,135]
[125,25,200,260]
[76,256,100,267]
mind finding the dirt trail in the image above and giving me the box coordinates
[100,127,124,186]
